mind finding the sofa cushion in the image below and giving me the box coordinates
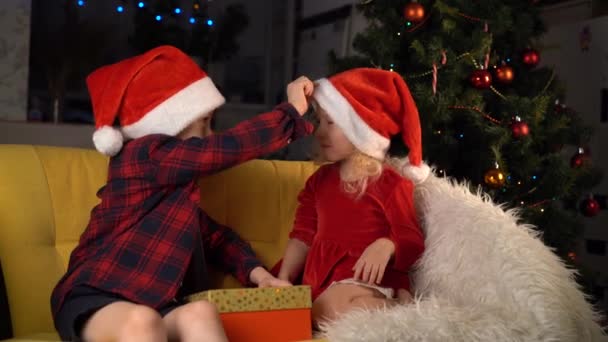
[0,260,13,340]
[0,332,60,341]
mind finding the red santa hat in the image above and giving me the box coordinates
[87,45,225,156]
[313,68,430,183]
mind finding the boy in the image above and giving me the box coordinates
[51,45,314,342]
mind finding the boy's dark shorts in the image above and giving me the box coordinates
[55,285,181,341]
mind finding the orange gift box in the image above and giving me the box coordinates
[186,286,313,342]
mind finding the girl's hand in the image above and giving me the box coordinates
[258,276,292,288]
[287,76,314,115]
[250,266,292,288]
[353,238,395,285]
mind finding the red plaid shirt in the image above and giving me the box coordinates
[51,103,312,317]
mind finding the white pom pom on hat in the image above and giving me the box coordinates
[399,157,431,184]
[92,125,124,157]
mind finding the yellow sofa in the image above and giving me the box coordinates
[0,144,318,341]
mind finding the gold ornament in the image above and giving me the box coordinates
[484,164,506,189]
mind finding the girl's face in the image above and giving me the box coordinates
[314,105,355,162]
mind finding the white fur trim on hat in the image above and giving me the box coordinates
[93,125,124,157]
[313,78,390,160]
[392,156,431,184]
[121,77,225,140]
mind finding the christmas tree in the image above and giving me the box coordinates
[332,0,603,281]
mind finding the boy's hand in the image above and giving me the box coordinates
[287,76,314,116]
[353,238,395,285]
[250,266,292,288]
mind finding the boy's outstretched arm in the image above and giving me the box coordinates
[200,212,290,288]
[149,77,314,185]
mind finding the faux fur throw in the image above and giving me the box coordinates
[320,173,607,342]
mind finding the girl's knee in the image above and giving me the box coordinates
[312,284,393,323]
[312,293,347,323]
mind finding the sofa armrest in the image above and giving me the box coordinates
[0,260,13,339]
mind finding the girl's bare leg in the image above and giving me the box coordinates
[312,284,412,324]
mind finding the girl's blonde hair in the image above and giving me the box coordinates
[340,152,384,198]
[312,144,384,198]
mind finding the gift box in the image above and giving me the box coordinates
[186,286,313,342]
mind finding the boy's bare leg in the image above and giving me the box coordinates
[163,301,228,342]
[312,284,412,325]
[82,301,167,342]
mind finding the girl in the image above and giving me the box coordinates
[277,68,430,324]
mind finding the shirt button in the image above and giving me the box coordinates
[287,138,292,144]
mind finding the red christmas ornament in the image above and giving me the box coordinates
[494,65,515,84]
[554,99,566,113]
[469,69,492,89]
[580,197,601,217]
[403,2,425,24]
[571,154,585,168]
[522,48,540,67]
[510,116,530,139]
[570,147,588,168]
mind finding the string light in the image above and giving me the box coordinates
[532,175,538,180]
[85,1,214,27]
[540,208,545,212]
[448,106,502,125]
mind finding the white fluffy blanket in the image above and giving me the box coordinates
[320,173,607,341]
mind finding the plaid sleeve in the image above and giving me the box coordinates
[149,103,313,185]
[200,212,263,287]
